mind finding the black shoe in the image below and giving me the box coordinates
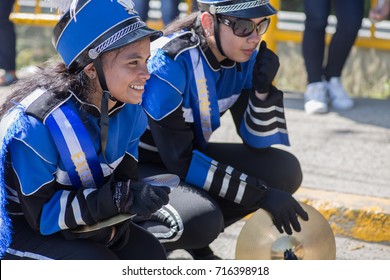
[186,246,222,260]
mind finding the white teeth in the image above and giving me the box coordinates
[130,84,144,90]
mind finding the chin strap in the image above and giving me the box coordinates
[213,15,226,57]
[93,57,116,169]
[94,57,117,102]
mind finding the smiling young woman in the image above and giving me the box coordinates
[0,0,174,260]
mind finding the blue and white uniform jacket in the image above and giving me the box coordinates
[0,89,146,256]
[141,31,289,194]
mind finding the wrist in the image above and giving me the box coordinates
[253,82,271,95]
[109,226,116,242]
[255,90,269,101]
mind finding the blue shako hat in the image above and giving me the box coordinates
[52,0,162,73]
[197,0,277,19]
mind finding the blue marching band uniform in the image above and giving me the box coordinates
[0,88,146,257]
[0,0,169,259]
[135,15,307,253]
[141,30,289,205]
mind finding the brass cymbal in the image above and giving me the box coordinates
[72,214,135,233]
[142,173,180,189]
[235,203,336,260]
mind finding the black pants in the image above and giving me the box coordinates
[138,144,302,251]
[0,0,16,71]
[3,216,167,260]
[302,0,364,83]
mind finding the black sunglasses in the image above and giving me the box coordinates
[217,16,271,37]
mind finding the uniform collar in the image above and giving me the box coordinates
[70,91,125,118]
[201,46,237,71]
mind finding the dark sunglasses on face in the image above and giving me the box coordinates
[217,16,271,37]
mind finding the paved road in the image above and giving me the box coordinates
[210,93,390,199]
[169,220,390,260]
[201,92,390,260]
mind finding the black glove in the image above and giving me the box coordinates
[252,41,280,93]
[130,181,170,218]
[112,180,133,214]
[259,188,309,235]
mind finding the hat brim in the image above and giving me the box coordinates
[104,26,162,53]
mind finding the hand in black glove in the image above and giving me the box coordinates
[252,41,280,93]
[112,180,170,217]
[112,180,133,214]
[130,181,170,218]
[259,188,309,235]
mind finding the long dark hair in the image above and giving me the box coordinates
[0,59,91,116]
[163,11,209,49]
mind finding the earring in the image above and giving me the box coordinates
[205,30,210,37]
[89,74,96,79]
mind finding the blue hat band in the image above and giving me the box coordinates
[89,20,146,59]
[198,0,276,18]
[212,0,269,14]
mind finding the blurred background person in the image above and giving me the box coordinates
[0,0,18,86]
[369,0,390,22]
[133,0,181,26]
[302,0,364,114]
[191,0,198,11]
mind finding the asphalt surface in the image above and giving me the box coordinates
[198,92,390,260]
[1,81,389,260]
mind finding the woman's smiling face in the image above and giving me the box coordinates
[102,37,152,105]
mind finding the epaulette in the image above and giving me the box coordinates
[159,31,200,61]
[25,89,71,123]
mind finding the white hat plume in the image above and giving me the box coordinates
[46,0,79,17]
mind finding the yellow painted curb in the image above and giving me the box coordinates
[294,187,390,243]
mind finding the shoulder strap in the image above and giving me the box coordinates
[25,89,71,122]
[158,31,200,60]
[45,102,104,189]
[189,48,220,148]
